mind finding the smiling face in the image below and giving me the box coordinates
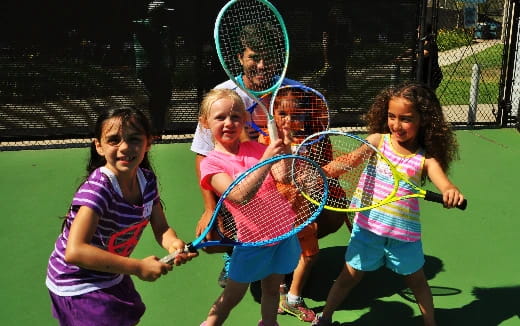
[204,97,246,151]
[94,117,151,176]
[387,97,421,149]
[238,47,275,91]
[273,93,305,138]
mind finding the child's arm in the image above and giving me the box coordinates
[267,127,293,182]
[65,206,172,281]
[322,133,381,178]
[209,171,263,204]
[424,157,465,208]
[260,126,292,161]
[195,153,217,237]
[149,201,198,265]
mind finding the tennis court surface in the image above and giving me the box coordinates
[1,128,518,325]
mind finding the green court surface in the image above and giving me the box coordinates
[1,128,519,325]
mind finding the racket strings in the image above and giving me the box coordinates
[297,134,386,210]
[277,89,329,142]
[216,157,326,245]
[217,0,287,93]
[252,86,329,147]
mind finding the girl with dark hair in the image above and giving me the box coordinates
[46,106,196,326]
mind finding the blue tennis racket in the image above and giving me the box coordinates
[160,154,328,264]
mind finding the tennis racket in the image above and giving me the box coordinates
[160,154,328,264]
[295,130,467,212]
[248,84,330,150]
[214,0,289,141]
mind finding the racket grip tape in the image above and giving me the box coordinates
[267,119,279,141]
[424,191,467,210]
[159,244,193,265]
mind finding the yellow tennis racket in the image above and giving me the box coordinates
[295,130,467,212]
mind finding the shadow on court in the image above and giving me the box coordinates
[250,246,520,325]
[331,286,520,326]
[251,246,444,308]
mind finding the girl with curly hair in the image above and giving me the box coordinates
[313,82,465,326]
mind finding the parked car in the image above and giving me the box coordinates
[474,21,501,39]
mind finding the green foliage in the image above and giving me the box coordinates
[437,28,472,52]
[439,44,503,105]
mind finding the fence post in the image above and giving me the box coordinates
[468,63,480,124]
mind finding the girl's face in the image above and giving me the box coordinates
[274,96,298,129]
[204,97,245,147]
[95,117,151,176]
[274,95,306,142]
[387,97,421,148]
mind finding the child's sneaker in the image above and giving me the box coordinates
[311,312,333,326]
[279,296,316,322]
[277,284,288,314]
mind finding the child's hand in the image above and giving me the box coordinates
[167,239,198,266]
[195,209,212,237]
[262,138,285,159]
[442,187,465,209]
[262,128,293,159]
[280,126,293,151]
[136,256,173,281]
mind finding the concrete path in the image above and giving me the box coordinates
[438,39,502,67]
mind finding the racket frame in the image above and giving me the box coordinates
[214,0,290,140]
[160,154,328,264]
[247,84,330,143]
[296,130,467,212]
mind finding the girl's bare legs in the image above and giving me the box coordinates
[205,279,249,326]
[404,268,436,326]
[260,273,285,326]
[288,254,317,298]
[320,263,364,321]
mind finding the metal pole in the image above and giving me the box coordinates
[498,0,520,127]
[468,63,480,125]
[416,0,429,82]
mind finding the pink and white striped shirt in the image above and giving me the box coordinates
[351,134,425,242]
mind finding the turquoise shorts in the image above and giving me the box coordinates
[229,235,301,283]
[345,224,424,275]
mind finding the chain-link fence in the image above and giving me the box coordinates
[0,0,517,150]
[435,0,518,128]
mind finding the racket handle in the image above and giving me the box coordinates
[267,119,279,141]
[424,191,467,210]
[159,244,190,265]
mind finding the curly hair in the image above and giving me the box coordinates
[364,82,459,181]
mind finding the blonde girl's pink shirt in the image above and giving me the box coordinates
[200,141,296,243]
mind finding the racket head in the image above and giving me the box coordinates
[399,286,462,303]
[214,0,289,98]
[196,154,329,249]
[295,130,414,213]
[249,85,330,149]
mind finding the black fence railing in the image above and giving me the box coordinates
[1,0,515,149]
